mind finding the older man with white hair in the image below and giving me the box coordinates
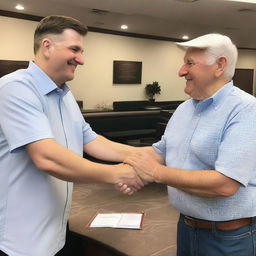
[125,33,256,255]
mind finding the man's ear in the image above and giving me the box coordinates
[215,57,227,77]
[41,38,52,58]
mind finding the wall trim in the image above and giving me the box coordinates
[0,9,42,22]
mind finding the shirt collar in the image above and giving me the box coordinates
[27,61,70,96]
[192,81,233,111]
[210,81,233,109]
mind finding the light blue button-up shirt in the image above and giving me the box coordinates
[154,82,256,221]
[0,62,97,256]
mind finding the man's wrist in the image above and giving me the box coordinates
[152,164,162,183]
[111,164,123,184]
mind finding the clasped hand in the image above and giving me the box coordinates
[116,152,160,195]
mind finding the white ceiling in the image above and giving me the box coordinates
[1,0,256,49]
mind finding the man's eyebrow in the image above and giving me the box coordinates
[71,45,84,51]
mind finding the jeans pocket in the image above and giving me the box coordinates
[209,226,256,256]
[213,225,253,240]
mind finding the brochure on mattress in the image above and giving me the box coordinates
[88,212,144,229]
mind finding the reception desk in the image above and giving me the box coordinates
[69,182,179,256]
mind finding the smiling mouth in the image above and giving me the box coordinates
[67,61,77,67]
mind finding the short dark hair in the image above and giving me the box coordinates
[34,15,88,54]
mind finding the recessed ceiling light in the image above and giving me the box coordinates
[121,24,128,30]
[15,4,25,10]
[182,35,189,40]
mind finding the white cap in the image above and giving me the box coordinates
[176,33,232,49]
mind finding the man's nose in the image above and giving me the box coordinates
[75,54,84,65]
[178,64,188,77]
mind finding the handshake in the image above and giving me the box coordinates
[114,150,162,195]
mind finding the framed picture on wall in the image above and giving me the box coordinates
[113,60,142,84]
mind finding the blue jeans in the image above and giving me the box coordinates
[177,214,256,256]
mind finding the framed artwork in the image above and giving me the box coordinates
[113,60,142,84]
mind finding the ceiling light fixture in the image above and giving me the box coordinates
[15,4,25,10]
[121,25,128,30]
[182,35,189,40]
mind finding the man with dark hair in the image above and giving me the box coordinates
[0,15,143,256]
[33,15,88,54]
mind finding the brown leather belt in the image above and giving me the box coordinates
[183,215,252,231]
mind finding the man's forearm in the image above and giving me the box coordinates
[84,136,164,164]
[26,138,143,189]
[154,165,240,198]
[83,135,136,163]
[124,151,240,198]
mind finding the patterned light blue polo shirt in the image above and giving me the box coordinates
[154,82,256,221]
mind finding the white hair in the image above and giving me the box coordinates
[177,33,238,80]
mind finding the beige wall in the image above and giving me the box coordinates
[1,16,255,109]
[0,17,36,60]
[70,32,188,109]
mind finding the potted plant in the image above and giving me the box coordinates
[145,81,161,102]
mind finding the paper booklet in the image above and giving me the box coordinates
[88,212,144,229]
